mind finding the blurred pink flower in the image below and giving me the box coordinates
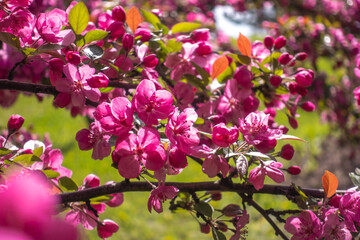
[249,161,284,190]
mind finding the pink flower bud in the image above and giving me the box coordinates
[296,85,308,96]
[222,204,243,217]
[288,82,298,95]
[274,35,287,49]
[66,51,81,65]
[83,174,100,188]
[301,101,315,112]
[122,33,134,52]
[191,28,210,42]
[200,223,210,234]
[54,92,71,108]
[234,66,254,88]
[212,123,239,147]
[112,6,126,22]
[288,116,298,129]
[278,52,292,65]
[254,139,277,153]
[280,144,294,160]
[288,165,301,175]
[87,73,109,88]
[264,35,274,49]
[49,58,65,72]
[296,52,308,61]
[7,114,24,133]
[211,192,222,201]
[217,222,228,232]
[97,220,119,239]
[135,28,152,42]
[295,70,313,87]
[270,75,282,87]
[143,54,158,68]
[278,125,289,134]
[195,41,212,55]
[108,21,125,39]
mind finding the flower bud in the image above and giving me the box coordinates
[191,28,210,42]
[210,192,222,201]
[135,28,152,42]
[296,52,308,61]
[212,123,239,147]
[264,35,274,49]
[49,58,65,72]
[274,35,287,49]
[288,165,301,175]
[200,223,210,234]
[122,33,134,52]
[195,41,212,55]
[97,219,119,239]
[254,139,277,153]
[280,144,294,160]
[288,116,298,129]
[301,101,316,112]
[234,66,254,88]
[295,70,313,87]
[270,75,282,87]
[217,222,228,232]
[66,51,81,65]
[83,174,100,188]
[278,52,292,65]
[288,82,298,95]
[112,6,126,22]
[222,204,243,217]
[143,54,158,68]
[7,114,24,134]
[108,21,125,39]
[87,73,109,88]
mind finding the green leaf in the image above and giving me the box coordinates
[13,154,42,166]
[99,87,114,93]
[42,170,60,179]
[191,62,210,85]
[0,32,21,49]
[68,1,89,35]
[349,172,360,187]
[59,176,78,192]
[91,195,113,204]
[166,39,182,53]
[36,44,64,53]
[184,74,206,90]
[157,23,169,35]
[237,54,251,65]
[216,60,236,83]
[22,48,37,56]
[212,228,226,240]
[140,9,160,30]
[33,146,43,157]
[79,30,108,46]
[251,66,261,75]
[255,61,271,73]
[194,202,213,217]
[261,52,281,65]
[195,117,205,125]
[171,22,201,34]
[0,148,12,157]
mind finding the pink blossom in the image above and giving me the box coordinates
[274,35,287,49]
[295,70,313,88]
[133,80,174,125]
[172,82,195,110]
[135,27,152,42]
[5,0,33,9]
[248,161,284,190]
[191,28,210,42]
[270,75,282,87]
[97,219,119,239]
[76,121,111,160]
[55,64,101,107]
[36,8,67,43]
[212,123,239,147]
[87,73,109,88]
[66,51,81,66]
[165,107,200,154]
[202,155,229,178]
[65,203,105,230]
[284,210,322,240]
[353,86,360,105]
[230,210,250,240]
[322,209,352,239]
[111,6,126,21]
[233,66,254,89]
[239,112,282,146]
[7,114,24,133]
[143,54,159,68]
[104,181,124,207]
[112,126,166,179]
[122,33,134,52]
[338,190,360,232]
[94,97,133,139]
[147,185,179,213]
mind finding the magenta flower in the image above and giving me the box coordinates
[165,107,200,154]
[353,86,360,105]
[284,210,322,240]
[97,219,119,239]
[172,82,195,110]
[55,64,101,107]
[36,8,67,43]
[147,185,179,213]
[7,114,24,134]
[212,123,239,147]
[94,97,133,139]
[104,181,124,207]
[132,80,174,125]
[248,161,284,190]
[76,121,111,160]
[230,210,250,240]
[338,190,360,232]
[239,112,282,146]
[202,155,229,178]
[112,126,166,179]
[322,209,352,240]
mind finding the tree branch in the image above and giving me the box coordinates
[59,181,345,204]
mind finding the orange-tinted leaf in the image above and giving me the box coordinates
[237,33,252,57]
[322,170,338,198]
[211,56,229,80]
[126,6,142,33]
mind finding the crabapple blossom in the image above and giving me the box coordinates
[147,185,179,213]
[322,209,352,239]
[97,219,119,239]
[248,161,284,190]
[132,79,174,125]
[112,126,166,179]
[87,73,109,88]
[284,210,322,240]
[338,189,360,232]
[7,114,24,134]
[36,8,67,43]
[211,123,239,147]
[280,144,295,160]
[202,155,229,178]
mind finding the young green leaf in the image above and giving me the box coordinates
[59,176,79,192]
[68,1,89,35]
[0,32,21,49]
[83,30,108,45]
[140,9,160,30]
[171,22,201,34]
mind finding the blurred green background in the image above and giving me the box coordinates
[0,94,329,239]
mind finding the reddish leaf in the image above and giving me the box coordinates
[126,6,142,33]
[237,33,252,57]
[322,170,338,198]
[211,56,229,80]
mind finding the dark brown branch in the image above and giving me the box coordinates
[0,79,58,95]
[59,181,346,204]
[239,193,289,240]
